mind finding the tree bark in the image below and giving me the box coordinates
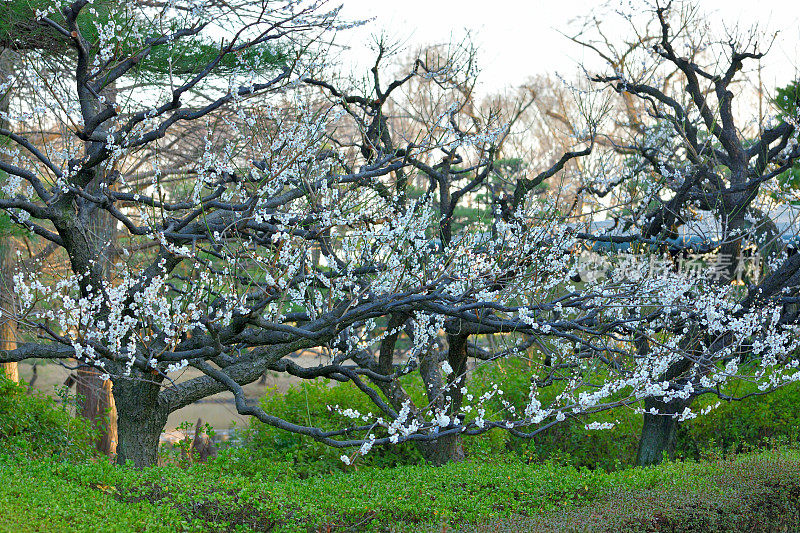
[420,433,465,466]
[74,81,119,456]
[635,334,695,466]
[113,371,167,468]
[636,396,690,466]
[0,48,17,384]
[0,240,17,382]
[76,368,117,456]
[418,334,468,466]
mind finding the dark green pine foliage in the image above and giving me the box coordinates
[0,0,291,77]
[773,80,800,198]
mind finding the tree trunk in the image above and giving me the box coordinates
[420,433,465,466]
[370,316,468,466]
[75,81,119,456]
[0,231,16,384]
[76,366,117,455]
[635,328,696,467]
[113,371,167,468]
[98,378,117,454]
[0,299,17,381]
[418,334,469,466]
[0,362,16,382]
[76,368,117,456]
[636,396,689,466]
[0,49,17,384]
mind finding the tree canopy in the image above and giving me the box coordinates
[0,0,799,468]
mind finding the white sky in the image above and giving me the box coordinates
[333,0,800,95]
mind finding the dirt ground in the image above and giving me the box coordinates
[15,355,328,440]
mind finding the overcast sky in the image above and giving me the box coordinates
[333,0,800,95]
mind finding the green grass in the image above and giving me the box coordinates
[3,448,800,532]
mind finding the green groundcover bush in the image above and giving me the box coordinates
[2,449,800,532]
[0,371,96,461]
[247,360,800,472]
[6,367,800,532]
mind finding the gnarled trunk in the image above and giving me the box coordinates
[369,315,469,466]
[634,329,695,467]
[418,334,469,466]
[636,396,690,466]
[419,433,465,466]
[113,371,167,468]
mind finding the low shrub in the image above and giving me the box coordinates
[247,379,425,476]
[0,372,96,461]
[0,457,186,533]
[511,452,800,532]
[465,360,642,469]
[677,380,800,459]
[244,360,800,472]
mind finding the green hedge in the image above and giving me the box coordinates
[513,452,800,532]
[245,363,644,472]
[249,360,800,472]
[677,380,800,459]
[247,379,427,476]
[0,373,96,461]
